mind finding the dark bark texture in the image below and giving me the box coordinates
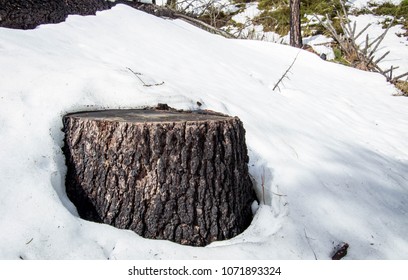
[289,0,302,48]
[0,0,110,29]
[63,109,256,246]
[0,0,175,30]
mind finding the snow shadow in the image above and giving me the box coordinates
[48,115,80,217]
[295,142,408,259]
[248,149,288,215]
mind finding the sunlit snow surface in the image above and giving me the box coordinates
[349,0,402,10]
[0,5,407,259]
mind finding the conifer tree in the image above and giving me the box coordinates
[290,0,302,48]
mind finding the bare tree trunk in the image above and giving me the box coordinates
[166,0,177,9]
[290,0,302,48]
[63,108,256,246]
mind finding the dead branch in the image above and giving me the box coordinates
[374,51,390,64]
[354,23,371,41]
[127,67,165,87]
[271,191,287,197]
[392,71,408,82]
[316,0,404,85]
[383,66,399,74]
[273,51,300,91]
[313,14,350,57]
[368,19,394,58]
[340,0,353,38]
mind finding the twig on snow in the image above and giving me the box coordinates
[273,51,300,92]
[25,238,34,245]
[126,67,165,87]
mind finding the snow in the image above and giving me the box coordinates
[1,4,408,260]
[228,3,283,42]
[303,35,335,60]
[232,2,261,25]
[348,0,403,10]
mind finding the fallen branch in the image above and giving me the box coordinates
[392,71,408,82]
[368,19,394,59]
[271,191,287,197]
[127,67,165,87]
[273,51,300,91]
[354,23,371,41]
[374,50,390,64]
[383,66,399,74]
[316,1,405,87]
[25,238,34,245]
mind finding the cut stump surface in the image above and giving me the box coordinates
[63,108,256,246]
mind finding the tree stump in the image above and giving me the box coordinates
[63,107,256,246]
[0,0,112,30]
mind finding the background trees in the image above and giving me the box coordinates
[289,0,302,48]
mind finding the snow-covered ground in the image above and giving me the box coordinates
[228,2,284,42]
[349,0,403,10]
[0,4,407,260]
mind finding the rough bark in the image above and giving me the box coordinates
[289,0,302,48]
[0,0,176,30]
[0,0,112,29]
[63,108,256,246]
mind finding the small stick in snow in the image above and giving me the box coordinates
[126,67,165,87]
[25,238,33,245]
[273,51,300,92]
[271,191,287,197]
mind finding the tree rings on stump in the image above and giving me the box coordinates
[63,108,256,246]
